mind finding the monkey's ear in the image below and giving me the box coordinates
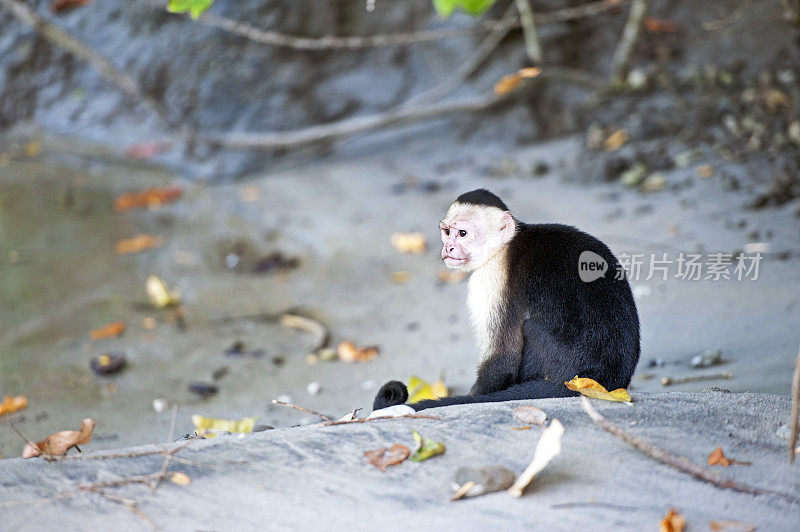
[500,211,516,242]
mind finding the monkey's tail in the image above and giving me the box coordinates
[373,379,577,411]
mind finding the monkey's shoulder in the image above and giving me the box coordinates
[509,223,618,269]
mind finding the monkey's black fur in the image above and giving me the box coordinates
[456,189,509,211]
[374,191,640,411]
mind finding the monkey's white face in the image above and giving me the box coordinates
[440,202,516,272]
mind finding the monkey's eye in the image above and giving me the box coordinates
[458,230,467,237]
[443,228,450,236]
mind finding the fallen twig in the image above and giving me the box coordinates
[273,399,332,422]
[93,490,158,530]
[580,396,800,505]
[43,442,191,461]
[151,404,179,491]
[611,0,648,84]
[0,0,179,130]
[661,372,732,386]
[140,0,628,50]
[4,414,51,459]
[279,313,329,352]
[789,346,800,463]
[321,414,442,427]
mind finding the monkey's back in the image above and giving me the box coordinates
[507,223,640,390]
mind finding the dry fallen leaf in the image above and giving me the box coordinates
[407,375,448,403]
[23,140,42,157]
[364,443,410,472]
[494,67,542,96]
[707,446,751,467]
[124,140,172,159]
[512,405,548,426]
[391,271,410,284]
[696,164,714,179]
[114,186,182,211]
[709,519,757,532]
[170,472,191,486]
[437,269,468,284]
[337,408,361,422]
[115,234,164,255]
[410,430,445,462]
[0,395,28,416]
[603,129,628,151]
[508,418,564,497]
[146,275,181,308]
[192,415,255,438]
[659,508,686,532]
[390,232,427,254]
[22,418,94,458]
[565,376,632,403]
[644,17,681,33]
[90,321,126,340]
[337,341,379,363]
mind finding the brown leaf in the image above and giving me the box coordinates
[707,446,751,467]
[709,520,757,532]
[494,67,542,96]
[0,395,28,416]
[114,186,183,211]
[115,234,164,255]
[364,443,410,472]
[644,17,681,33]
[603,129,628,151]
[51,0,90,13]
[22,418,95,458]
[124,141,172,159]
[90,321,126,340]
[437,269,468,284]
[337,341,379,363]
[659,508,685,532]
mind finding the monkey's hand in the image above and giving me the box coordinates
[368,404,416,418]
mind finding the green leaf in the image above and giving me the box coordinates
[410,430,445,462]
[433,0,497,18]
[167,0,214,20]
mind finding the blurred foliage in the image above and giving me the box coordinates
[166,0,214,19]
[433,0,498,17]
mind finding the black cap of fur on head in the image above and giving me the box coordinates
[373,380,409,410]
[455,189,509,211]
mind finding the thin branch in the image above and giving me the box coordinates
[321,413,442,427]
[4,414,48,458]
[660,372,732,386]
[611,0,648,84]
[789,346,800,463]
[139,0,629,51]
[205,66,601,150]
[515,0,543,64]
[0,0,179,130]
[151,404,179,491]
[273,399,333,421]
[43,442,191,461]
[580,396,800,505]
[94,490,158,530]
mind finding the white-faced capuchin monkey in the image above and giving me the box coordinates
[372,189,639,414]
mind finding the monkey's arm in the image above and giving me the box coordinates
[469,313,525,395]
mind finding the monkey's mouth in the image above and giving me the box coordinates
[443,256,467,265]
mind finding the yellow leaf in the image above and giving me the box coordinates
[659,508,685,532]
[603,129,628,151]
[564,376,632,402]
[0,395,28,416]
[170,472,191,486]
[191,415,255,438]
[407,375,448,403]
[146,275,180,308]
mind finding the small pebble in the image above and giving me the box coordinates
[276,394,292,404]
[225,253,240,269]
[253,424,274,432]
[152,398,168,413]
[90,353,127,376]
[690,348,723,368]
[188,382,218,399]
[306,382,321,395]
